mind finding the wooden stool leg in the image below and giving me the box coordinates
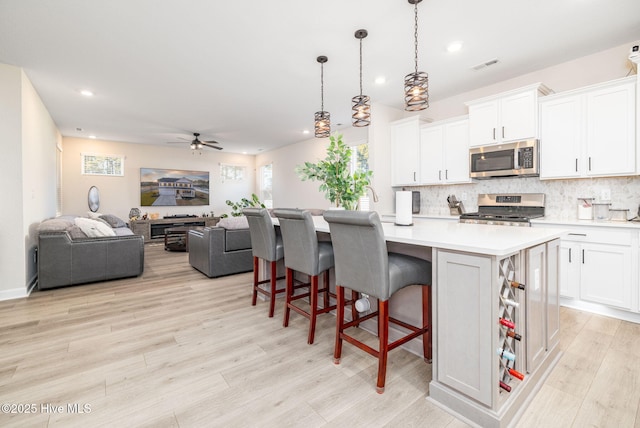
[323,270,330,309]
[268,261,278,317]
[376,299,390,394]
[423,285,432,362]
[351,290,359,323]
[251,256,259,306]
[334,285,345,364]
[308,275,319,344]
[283,267,293,327]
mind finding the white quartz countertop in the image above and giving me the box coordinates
[307,216,564,257]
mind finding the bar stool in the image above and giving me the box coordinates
[273,208,336,344]
[243,207,286,318]
[323,210,432,393]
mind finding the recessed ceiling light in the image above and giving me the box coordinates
[375,76,386,85]
[80,90,94,97]
[302,129,310,134]
[89,135,97,139]
[447,41,463,53]
[242,151,247,155]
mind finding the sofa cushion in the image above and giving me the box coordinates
[225,229,252,251]
[218,216,249,230]
[75,217,116,237]
[100,214,127,228]
[68,225,89,239]
[113,227,134,236]
[38,218,74,232]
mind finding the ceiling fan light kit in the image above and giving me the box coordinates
[352,29,371,127]
[170,132,223,151]
[314,55,331,138]
[404,0,429,111]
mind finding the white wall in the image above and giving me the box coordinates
[61,137,256,221]
[255,126,367,209]
[0,64,60,299]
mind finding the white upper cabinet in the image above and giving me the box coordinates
[540,77,636,179]
[390,116,427,186]
[466,83,552,147]
[420,117,470,185]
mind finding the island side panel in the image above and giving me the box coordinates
[434,249,494,406]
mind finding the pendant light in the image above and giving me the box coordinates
[314,56,331,138]
[404,0,429,111]
[352,29,371,127]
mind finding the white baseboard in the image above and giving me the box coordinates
[0,287,30,301]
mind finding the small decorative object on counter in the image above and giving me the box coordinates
[609,208,629,222]
[577,197,594,220]
[129,208,141,221]
[593,203,611,221]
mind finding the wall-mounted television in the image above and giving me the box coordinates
[140,168,209,206]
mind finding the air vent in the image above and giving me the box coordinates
[471,58,499,71]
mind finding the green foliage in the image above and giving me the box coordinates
[222,193,266,217]
[295,134,373,210]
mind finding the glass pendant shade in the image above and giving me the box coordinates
[352,29,371,127]
[314,55,330,138]
[314,111,331,138]
[404,0,429,111]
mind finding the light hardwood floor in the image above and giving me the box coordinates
[1,244,639,428]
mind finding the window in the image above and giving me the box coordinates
[220,164,245,182]
[259,163,273,208]
[81,153,124,176]
[349,140,369,174]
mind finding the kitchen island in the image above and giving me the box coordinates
[309,216,564,428]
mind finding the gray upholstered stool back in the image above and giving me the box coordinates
[323,210,391,300]
[273,208,333,276]
[243,208,281,262]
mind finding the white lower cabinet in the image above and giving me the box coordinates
[536,223,638,314]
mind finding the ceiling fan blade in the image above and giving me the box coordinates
[203,140,220,145]
[202,142,223,150]
[167,141,188,144]
[177,136,192,141]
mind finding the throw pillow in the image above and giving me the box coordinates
[75,217,116,237]
[67,225,89,239]
[100,214,127,228]
[217,216,250,230]
[87,211,102,220]
[38,218,74,232]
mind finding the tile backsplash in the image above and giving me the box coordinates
[409,176,640,220]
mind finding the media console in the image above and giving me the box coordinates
[131,216,219,243]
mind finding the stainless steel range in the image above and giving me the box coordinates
[459,193,545,227]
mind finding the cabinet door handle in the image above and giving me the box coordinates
[568,233,587,236]
[502,126,505,139]
[438,170,441,180]
[575,158,578,172]
[582,249,585,264]
[569,248,572,263]
[493,128,496,140]
[445,169,448,179]
[413,171,416,182]
[588,157,592,171]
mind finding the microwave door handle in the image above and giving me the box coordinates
[515,150,521,169]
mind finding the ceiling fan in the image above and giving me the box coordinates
[169,132,223,150]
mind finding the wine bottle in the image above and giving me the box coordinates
[499,381,512,392]
[499,318,515,329]
[508,368,525,380]
[497,348,515,361]
[503,298,520,308]
[506,330,522,341]
[510,281,525,290]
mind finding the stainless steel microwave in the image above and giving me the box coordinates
[469,139,539,179]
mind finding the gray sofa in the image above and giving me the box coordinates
[37,215,144,290]
[188,219,253,278]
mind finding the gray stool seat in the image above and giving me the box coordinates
[323,209,432,393]
[244,207,285,317]
[273,208,336,345]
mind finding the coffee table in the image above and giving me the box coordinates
[164,226,204,252]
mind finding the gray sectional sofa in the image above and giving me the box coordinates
[37,215,144,290]
[188,217,253,278]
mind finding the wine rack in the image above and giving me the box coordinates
[497,255,525,394]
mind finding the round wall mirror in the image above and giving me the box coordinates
[88,186,100,212]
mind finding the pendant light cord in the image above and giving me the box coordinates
[359,37,363,96]
[413,1,419,74]
[320,61,325,111]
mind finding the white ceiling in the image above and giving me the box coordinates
[0,0,638,154]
